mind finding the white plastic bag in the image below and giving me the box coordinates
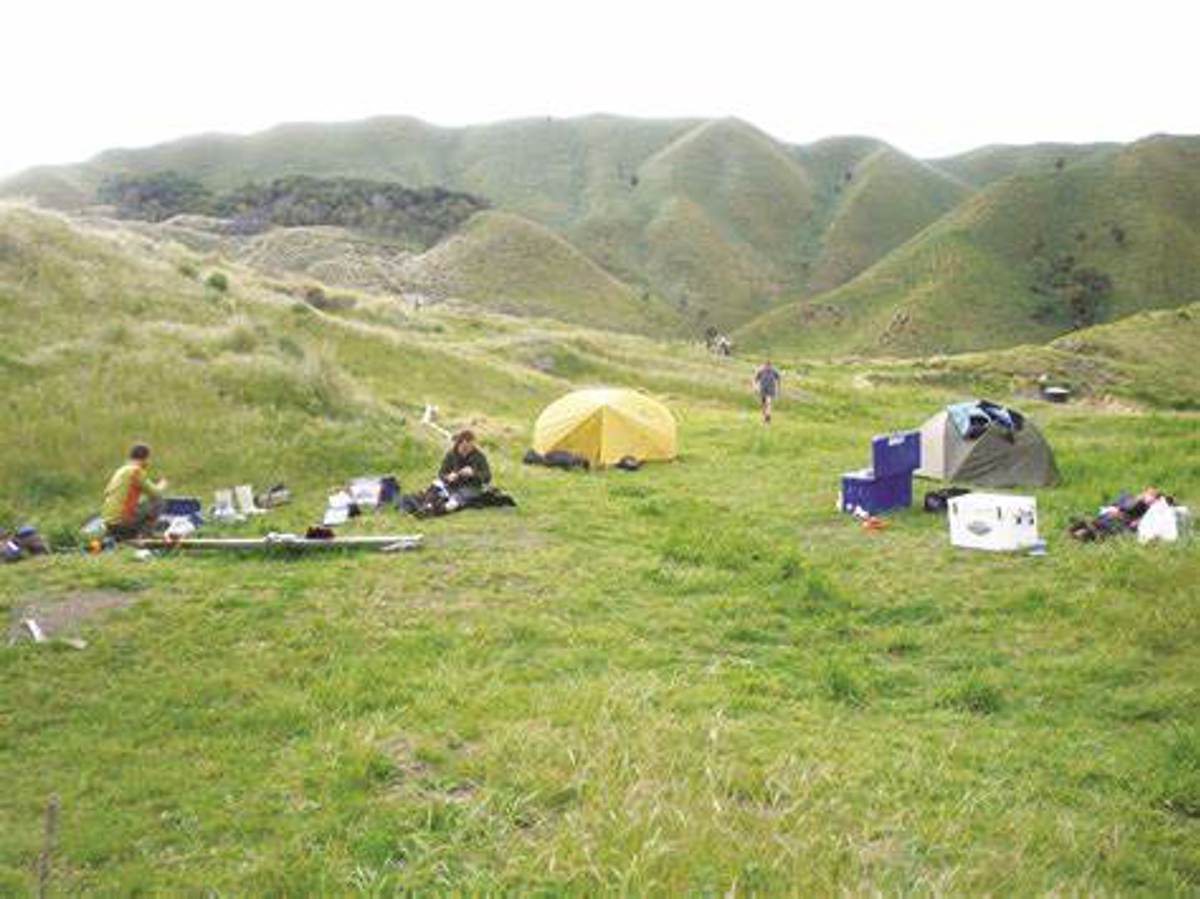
[1138,499,1179,544]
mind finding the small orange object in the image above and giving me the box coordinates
[88,539,102,554]
[862,516,889,531]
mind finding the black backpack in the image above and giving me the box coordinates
[923,487,970,513]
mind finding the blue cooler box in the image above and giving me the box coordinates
[164,497,202,516]
[871,431,921,477]
[840,469,913,514]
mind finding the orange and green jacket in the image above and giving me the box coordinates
[102,462,164,526]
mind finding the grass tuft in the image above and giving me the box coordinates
[939,674,1004,715]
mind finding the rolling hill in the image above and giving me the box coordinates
[3,117,1197,353]
[396,210,683,333]
[929,141,1118,188]
[0,116,970,332]
[806,146,972,293]
[736,134,1200,357]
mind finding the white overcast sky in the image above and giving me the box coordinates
[2,0,1196,178]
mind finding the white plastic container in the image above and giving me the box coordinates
[948,493,1039,552]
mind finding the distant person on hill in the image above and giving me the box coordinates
[752,360,782,424]
[437,429,492,511]
[103,443,168,540]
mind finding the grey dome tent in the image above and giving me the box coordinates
[915,401,1060,487]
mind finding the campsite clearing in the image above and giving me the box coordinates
[0,205,1196,893]
[2,387,1197,894]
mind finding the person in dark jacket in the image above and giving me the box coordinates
[438,430,491,511]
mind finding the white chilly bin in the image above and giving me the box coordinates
[948,493,1039,551]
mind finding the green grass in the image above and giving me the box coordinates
[9,118,1199,354]
[737,136,1200,358]
[0,205,1198,893]
[0,116,969,336]
[806,146,971,293]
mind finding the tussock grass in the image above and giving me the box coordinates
[0,206,1197,893]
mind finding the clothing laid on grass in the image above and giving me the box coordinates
[945,400,1024,441]
[1068,491,1174,542]
[399,483,516,517]
[523,449,590,471]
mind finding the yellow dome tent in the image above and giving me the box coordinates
[532,388,677,467]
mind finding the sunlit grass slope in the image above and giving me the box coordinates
[808,146,972,292]
[939,301,1200,410]
[737,135,1200,357]
[120,211,684,335]
[398,211,682,333]
[1,205,1198,894]
[930,140,1118,188]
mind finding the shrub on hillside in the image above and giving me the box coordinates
[206,272,229,293]
[98,171,214,222]
[94,172,489,248]
[1029,252,1112,328]
[210,175,489,246]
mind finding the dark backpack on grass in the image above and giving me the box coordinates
[923,487,970,513]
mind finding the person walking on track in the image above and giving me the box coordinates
[752,360,782,425]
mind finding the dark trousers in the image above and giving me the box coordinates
[105,499,164,541]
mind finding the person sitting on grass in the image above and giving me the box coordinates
[438,429,492,512]
[103,443,168,541]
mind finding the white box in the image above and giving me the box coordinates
[949,493,1039,551]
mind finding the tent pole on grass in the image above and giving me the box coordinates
[132,534,424,552]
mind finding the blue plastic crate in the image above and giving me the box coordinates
[164,496,202,516]
[840,469,913,515]
[871,431,921,477]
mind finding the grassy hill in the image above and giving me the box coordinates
[807,147,972,293]
[930,141,1118,188]
[0,205,1198,893]
[397,210,683,333]
[0,117,981,334]
[943,301,1200,410]
[737,135,1200,357]
[105,208,683,335]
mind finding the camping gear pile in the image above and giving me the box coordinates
[3,527,49,563]
[211,485,276,523]
[1068,489,1190,544]
[916,400,1059,488]
[323,476,400,525]
[839,430,921,515]
[522,449,590,471]
[397,481,516,518]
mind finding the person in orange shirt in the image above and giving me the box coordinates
[102,444,168,540]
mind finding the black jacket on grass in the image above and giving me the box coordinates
[438,447,492,490]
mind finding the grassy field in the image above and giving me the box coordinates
[1,206,1198,893]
